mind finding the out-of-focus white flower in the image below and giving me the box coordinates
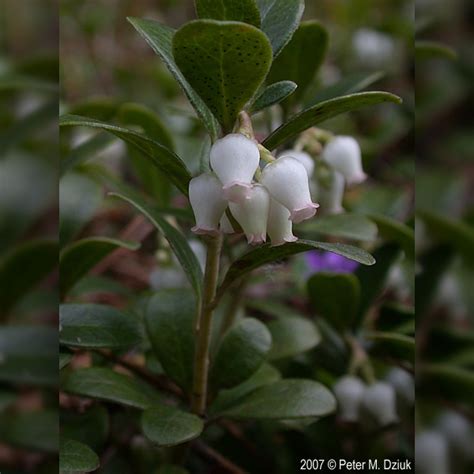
[385,368,415,405]
[278,150,315,178]
[353,28,396,68]
[316,170,345,214]
[436,411,473,459]
[415,430,449,474]
[261,156,319,224]
[210,133,260,202]
[361,382,398,426]
[229,184,270,245]
[219,212,235,234]
[333,375,365,422]
[189,173,227,236]
[267,198,298,246]
[322,136,367,185]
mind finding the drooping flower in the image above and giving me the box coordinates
[316,169,345,214]
[267,198,298,246]
[210,133,260,202]
[322,136,367,185]
[361,382,398,426]
[219,212,235,234]
[261,156,319,224]
[229,184,270,245]
[415,431,449,474]
[333,375,365,422]
[385,368,414,405]
[278,150,315,178]
[189,173,227,236]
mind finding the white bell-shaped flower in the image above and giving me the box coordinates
[267,198,298,246]
[385,368,414,405]
[219,212,235,234]
[189,173,227,236]
[361,382,398,426]
[210,133,260,202]
[229,184,269,245]
[322,136,367,185]
[278,150,315,178]
[317,170,345,214]
[261,156,319,224]
[415,430,450,474]
[333,375,365,422]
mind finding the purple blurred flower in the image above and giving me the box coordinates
[306,251,359,274]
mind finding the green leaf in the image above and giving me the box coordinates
[173,20,272,132]
[59,237,140,298]
[62,367,161,409]
[250,81,297,113]
[127,17,219,140]
[59,439,100,473]
[262,92,402,150]
[0,239,58,315]
[61,405,109,452]
[141,405,204,447]
[421,364,474,405]
[417,210,474,263]
[248,301,321,359]
[353,243,401,328]
[298,213,378,242]
[219,240,375,295]
[0,410,58,452]
[415,41,457,61]
[377,304,415,335]
[195,0,261,27]
[219,379,336,419]
[118,102,174,150]
[60,304,142,349]
[306,71,384,106]
[59,172,103,246]
[111,192,203,300]
[59,352,72,370]
[256,0,304,57]
[60,132,115,176]
[0,100,57,154]
[368,214,414,260]
[69,97,121,121]
[267,21,328,110]
[210,363,280,414]
[211,318,272,389]
[59,114,192,195]
[119,102,175,204]
[0,74,57,93]
[0,390,16,412]
[368,331,415,365]
[0,327,57,387]
[307,273,360,332]
[145,290,196,392]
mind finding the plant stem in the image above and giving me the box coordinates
[191,233,223,415]
[345,333,375,384]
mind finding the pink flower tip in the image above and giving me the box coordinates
[191,225,220,236]
[289,203,320,224]
[222,181,252,203]
[247,233,267,245]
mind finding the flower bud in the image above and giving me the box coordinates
[229,184,270,245]
[279,150,315,178]
[267,198,298,246]
[210,133,260,202]
[219,213,235,234]
[385,368,414,405]
[333,375,365,422]
[316,170,345,214]
[322,136,367,185]
[261,156,319,224]
[189,173,227,236]
[361,382,398,426]
[416,430,449,474]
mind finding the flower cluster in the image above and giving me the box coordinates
[333,370,414,426]
[189,133,319,246]
[189,131,368,246]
